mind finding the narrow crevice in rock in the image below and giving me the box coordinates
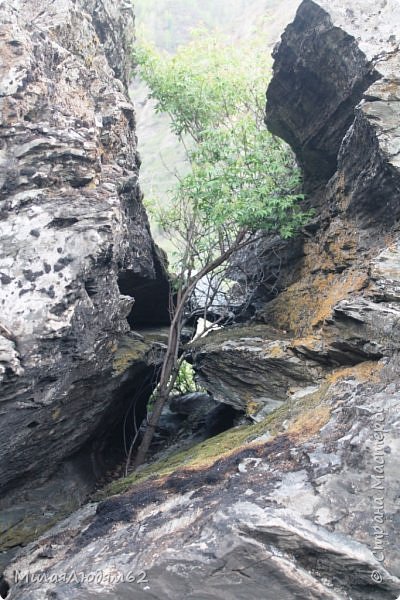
[148,398,244,460]
[87,363,160,482]
[118,268,171,327]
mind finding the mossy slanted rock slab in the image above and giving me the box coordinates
[6,367,400,599]
[189,324,326,416]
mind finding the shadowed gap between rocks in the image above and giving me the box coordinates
[118,270,171,327]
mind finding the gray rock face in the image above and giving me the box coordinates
[258,0,400,339]
[4,374,400,599]
[3,1,400,599]
[266,0,400,188]
[190,324,325,416]
[0,0,169,555]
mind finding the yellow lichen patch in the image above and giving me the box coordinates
[246,400,259,416]
[268,269,368,336]
[261,284,314,335]
[52,407,61,420]
[329,223,357,263]
[112,337,150,375]
[265,341,288,358]
[310,270,369,328]
[291,335,323,350]
[327,361,383,385]
[287,405,331,440]
[260,215,371,336]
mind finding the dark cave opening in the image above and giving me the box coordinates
[117,270,171,328]
[149,396,244,457]
[84,361,159,484]
[91,267,244,483]
[86,368,244,484]
[204,403,242,437]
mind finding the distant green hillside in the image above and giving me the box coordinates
[134,0,249,50]
[134,0,301,50]
[131,0,301,252]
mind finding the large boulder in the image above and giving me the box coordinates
[259,0,400,337]
[265,0,399,188]
[190,324,325,417]
[4,370,400,599]
[0,0,169,558]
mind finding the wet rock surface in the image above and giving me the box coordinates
[3,0,400,598]
[4,371,400,599]
[0,0,169,560]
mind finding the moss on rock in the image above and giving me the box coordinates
[97,379,334,499]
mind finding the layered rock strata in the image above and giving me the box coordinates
[0,0,169,559]
[3,1,400,599]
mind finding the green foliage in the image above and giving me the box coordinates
[173,360,198,395]
[176,116,307,238]
[136,31,310,278]
[147,360,198,411]
[135,32,268,140]
[130,29,312,469]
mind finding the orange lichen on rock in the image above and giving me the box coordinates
[265,341,288,358]
[327,361,383,384]
[310,270,369,328]
[264,269,369,336]
[260,215,372,337]
[287,405,331,440]
[291,335,323,350]
[303,220,358,273]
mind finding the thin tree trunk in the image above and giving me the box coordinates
[132,314,182,469]
[131,230,255,470]
[131,385,170,470]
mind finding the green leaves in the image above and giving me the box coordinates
[172,116,308,237]
[135,32,270,142]
[135,30,310,278]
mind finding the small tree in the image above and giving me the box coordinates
[131,32,309,469]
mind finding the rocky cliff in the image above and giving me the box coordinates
[3,0,400,599]
[0,0,169,565]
